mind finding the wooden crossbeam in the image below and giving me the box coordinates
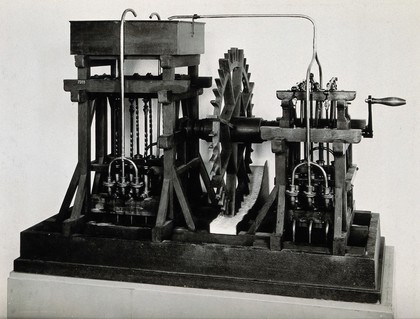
[198,155,217,204]
[57,163,80,221]
[276,90,356,102]
[64,79,193,97]
[261,127,362,144]
[173,171,196,231]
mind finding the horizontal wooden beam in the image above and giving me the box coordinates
[160,55,200,68]
[260,127,362,144]
[276,90,356,102]
[293,119,366,130]
[64,79,192,95]
[172,230,256,246]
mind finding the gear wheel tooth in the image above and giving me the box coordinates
[212,88,221,99]
[224,53,229,59]
[210,100,220,108]
[229,48,236,62]
[218,69,225,82]
[219,58,231,73]
[238,49,244,61]
[215,78,223,91]
[248,103,254,114]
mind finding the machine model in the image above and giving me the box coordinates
[14,9,405,303]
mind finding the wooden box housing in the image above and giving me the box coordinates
[70,20,205,56]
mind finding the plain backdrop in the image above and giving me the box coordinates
[0,0,419,318]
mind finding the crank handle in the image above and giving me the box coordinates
[365,97,406,107]
[363,95,405,138]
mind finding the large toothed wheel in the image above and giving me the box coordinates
[209,48,254,216]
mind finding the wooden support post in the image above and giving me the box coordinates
[333,142,347,255]
[92,97,107,194]
[155,179,171,227]
[186,64,202,200]
[155,65,196,239]
[336,101,351,130]
[63,55,91,236]
[159,66,176,221]
[272,139,287,238]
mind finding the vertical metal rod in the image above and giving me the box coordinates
[325,108,330,165]
[156,101,161,157]
[114,101,120,156]
[143,99,149,157]
[135,99,140,157]
[156,60,162,158]
[149,99,153,156]
[129,99,135,157]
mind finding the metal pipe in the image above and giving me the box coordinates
[108,157,139,179]
[149,99,153,155]
[291,161,328,189]
[120,8,137,179]
[149,12,161,20]
[168,13,323,187]
[143,99,149,157]
[135,99,140,157]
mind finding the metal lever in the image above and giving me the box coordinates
[363,95,406,138]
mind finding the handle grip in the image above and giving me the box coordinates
[365,97,406,107]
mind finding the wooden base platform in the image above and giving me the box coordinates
[14,209,385,304]
[8,246,394,318]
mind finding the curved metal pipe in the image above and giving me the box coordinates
[291,161,328,189]
[168,13,323,187]
[149,12,161,20]
[108,156,139,181]
[120,8,137,179]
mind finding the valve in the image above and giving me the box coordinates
[286,184,299,207]
[103,177,115,196]
[118,178,129,196]
[131,176,144,197]
[363,96,406,138]
[304,185,316,208]
[322,186,334,208]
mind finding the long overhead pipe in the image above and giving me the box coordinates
[168,13,325,189]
